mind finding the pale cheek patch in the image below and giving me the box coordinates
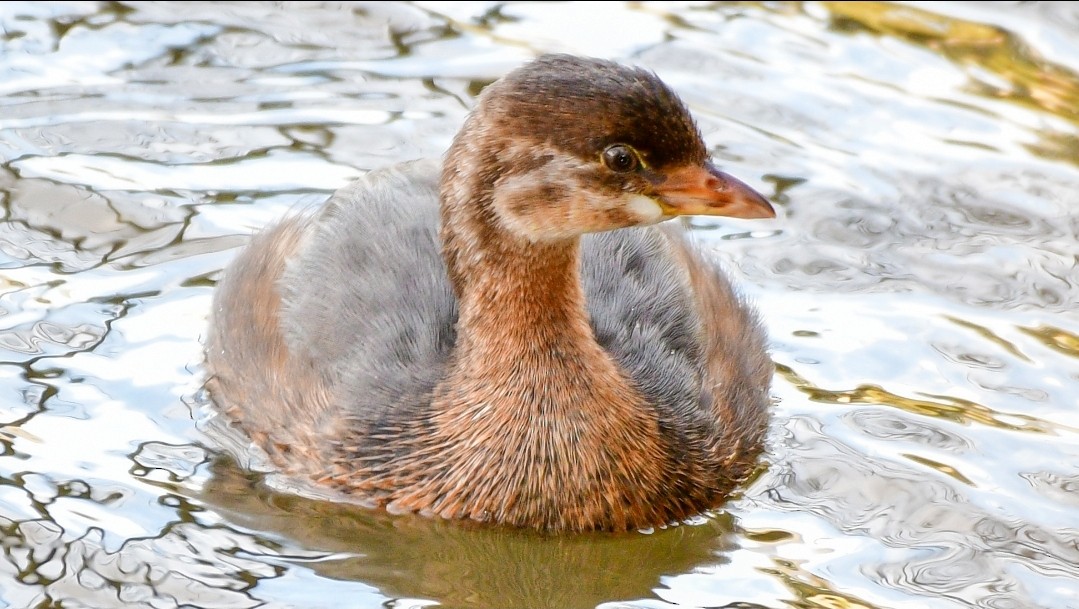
[626,195,664,225]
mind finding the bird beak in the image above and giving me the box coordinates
[654,163,775,219]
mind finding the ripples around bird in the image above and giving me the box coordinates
[0,2,1077,609]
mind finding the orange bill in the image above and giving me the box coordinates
[654,163,775,219]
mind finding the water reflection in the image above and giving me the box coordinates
[761,414,1079,609]
[199,455,741,609]
[0,516,275,609]
[760,167,1079,312]
[777,362,1063,434]
[823,1,1079,129]
[1020,323,1079,359]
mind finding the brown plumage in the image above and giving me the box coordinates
[204,54,776,533]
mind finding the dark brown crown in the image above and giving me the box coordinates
[479,54,708,170]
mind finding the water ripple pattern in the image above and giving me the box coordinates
[0,2,1076,609]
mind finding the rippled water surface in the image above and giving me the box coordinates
[1,1,1077,608]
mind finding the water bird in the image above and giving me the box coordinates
[205,54,776,533]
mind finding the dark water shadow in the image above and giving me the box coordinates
[199,454,742,609]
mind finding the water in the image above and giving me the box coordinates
[1,1,1077,608]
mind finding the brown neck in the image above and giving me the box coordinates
[438,132,599,371]
[436,130,636,401]
[452,236,595,364]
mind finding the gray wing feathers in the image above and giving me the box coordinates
[280,160,457,419]
[581,228,706,422]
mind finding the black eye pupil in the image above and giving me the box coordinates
[604,145,638,172]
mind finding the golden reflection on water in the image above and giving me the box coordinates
[762,558,877,609]
[944,315,1031,363]
[902,453,975,486]
[775,362,1063,434]
[1019,323,1079,359]
[822,1,1079,163]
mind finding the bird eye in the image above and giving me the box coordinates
[602,144,639,173]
